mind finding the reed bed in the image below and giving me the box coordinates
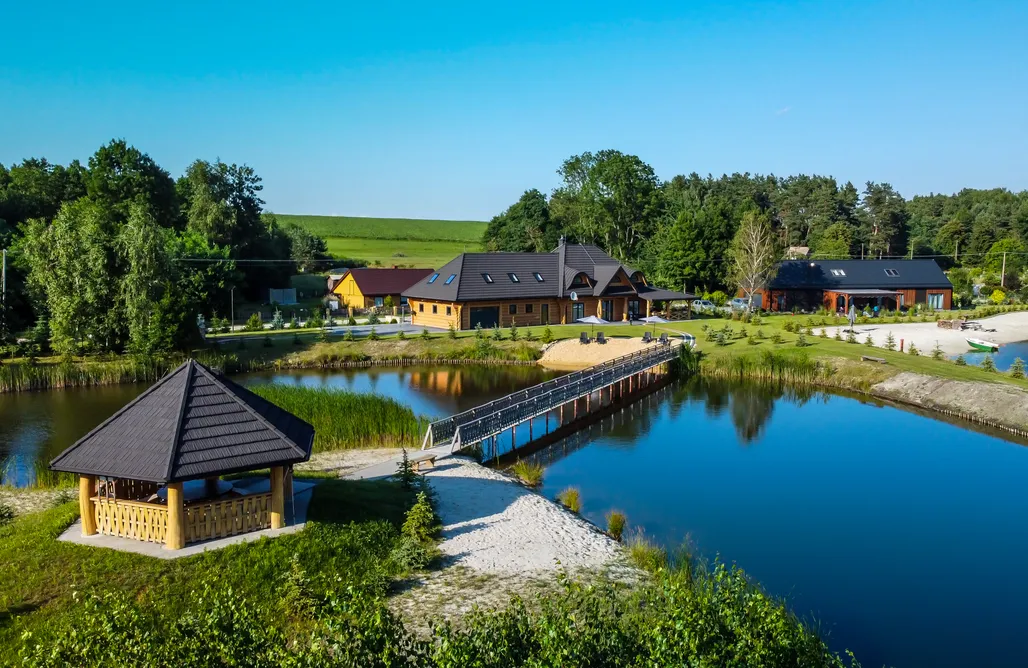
[0,458,77,490]
[700,350,834,385]
[248,385,431,451]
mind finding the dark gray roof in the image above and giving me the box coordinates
[50,360,314,483]
[403,242,695,302]
[769,260,952,290]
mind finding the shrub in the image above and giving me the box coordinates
[367,312,380,325]
[908,342,919,356]
[750,314,762,326]
[492,326,502,341]
[0,502,13,527]
[541,325,554,343]
[605,510,627,541]
[347,315,357,326]
[368,327,379,341]
[343,328,355,341]
[448,323,458,339]
[954,355,967,366]
[795,332,809,347]
[864,334,873,347]
[709,290,728,307]
[1010,357,1026,379]
[306,311,324,329]
[270,310,285,330]
[390,534,431,571]
[401,491,437,544]
[421,328,431,340]
[981,356,997,373]
[511,460,543,486]
[990,289,1007,305]
[390,318,398,325]
[288,315,298,329]
[524,328,536,341]
[747,335,758,346]
[474,322,484,339]
[833,329,843,341]
[845,330,856,344]
[396,449,417,489]
[627,533,667,572]
[509,320,519,341]
[931,342,944,360]
[244,312,263,332]
[556,487,582,513]
[755,328,766,340]
[317,328,329,343]
[782,321,794,333]
[819,329,828,339]
[770,332,783,344]
[396,329,406,340]
[884,332,896,351]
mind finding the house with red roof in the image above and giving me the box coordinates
[331,267,434,310]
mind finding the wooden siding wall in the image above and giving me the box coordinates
[751,288,954,312]
[409,296,649,330]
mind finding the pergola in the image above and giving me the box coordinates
[50,360,314,550]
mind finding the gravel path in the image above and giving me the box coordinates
[822,311,1028,355]
[425,457,623,573]
[540,337,656,369]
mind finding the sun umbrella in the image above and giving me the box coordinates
[640,315,669,334]
[575,315,609,334]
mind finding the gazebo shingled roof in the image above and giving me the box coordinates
[50,360,314,483]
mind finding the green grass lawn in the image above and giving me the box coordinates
[326,237,483,268]
[276,215,486,242]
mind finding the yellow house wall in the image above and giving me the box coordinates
[332,274,366,309]
[409,296,648,330]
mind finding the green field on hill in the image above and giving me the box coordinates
[277,214,487,268]
[276,214,486,242]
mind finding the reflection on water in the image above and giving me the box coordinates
[0,365,562,486]
[526,377,1028,668]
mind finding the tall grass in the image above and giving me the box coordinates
[605,509,627,541]
[701,349,834,384]
[511,460,544,486]
[627,532,668,572]
[248,385,430,451]
[1,457,78,490]
[556,486,582,513]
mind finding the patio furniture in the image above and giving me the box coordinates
[658,333,669,346]
[579,332,591,344]
[642,331,653,344]
[596,332,607,344]
[410,452,437,472]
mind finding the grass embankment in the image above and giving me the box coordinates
[2,487,861,667]
[249,385,430,451]
[277,214,487,268]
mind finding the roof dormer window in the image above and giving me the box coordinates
[508,273,520,283]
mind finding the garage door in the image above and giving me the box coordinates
[469,306,500,329]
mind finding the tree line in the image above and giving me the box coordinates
[484,150,1028,297]
[0,140,330,354]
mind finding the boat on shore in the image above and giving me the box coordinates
[966,337,1000,352]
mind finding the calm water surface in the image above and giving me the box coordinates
[510,379,1028,668]
[958,339,1028,371]
[0,365,561,486]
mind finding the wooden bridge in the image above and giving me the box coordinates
[421,343,681,454]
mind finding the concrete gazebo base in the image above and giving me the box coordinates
[59,479,316,559]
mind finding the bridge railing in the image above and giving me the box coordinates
[452,344,678,447]
[427,343,678,449]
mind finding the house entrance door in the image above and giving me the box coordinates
[541,303,549,325]
[602,300,614,321]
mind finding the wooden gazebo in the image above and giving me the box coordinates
[50,360,314,550]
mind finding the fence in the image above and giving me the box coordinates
[94,498,169,544]
[184,493,272,543]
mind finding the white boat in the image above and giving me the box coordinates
[966,337,999,352]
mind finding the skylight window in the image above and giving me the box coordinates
[508,273,520,283]
[444,274,457,285]
[884,268,900,277]
[482,273,493,283]
[533,272,544,282]
[427,273,440,284]
[830,269,846,277]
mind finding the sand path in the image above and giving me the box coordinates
[540,336,658,369]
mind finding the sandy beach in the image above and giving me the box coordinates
[822,311,1028,356]
[539,336,660,369]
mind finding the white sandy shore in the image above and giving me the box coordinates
[424,457,623,573]
[822,311,1028,355]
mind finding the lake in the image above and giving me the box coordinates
[509,378,1028,668]
[0,364,562,487]
[958,339,1028,371]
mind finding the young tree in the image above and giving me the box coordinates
[483,189,560,252]
[731,211,779,310]
[119,204,174,355]
[285,224,329,272]
[809,222,852,259]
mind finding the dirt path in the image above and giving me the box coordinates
[540,337,658,369]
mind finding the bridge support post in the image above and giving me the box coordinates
[560,404,564,424]
[574,399,578,419]
[586,392,591,412]
[512,425,516,450]
[529,418,533,441]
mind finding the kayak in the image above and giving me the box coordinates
[966,338,999,352]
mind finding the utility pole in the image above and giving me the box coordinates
[230,287,235,331]
[860,243,864,260]
[1001,252,1007,288]
[954,240,959,264]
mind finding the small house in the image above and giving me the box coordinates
[332,267,434,310]
[50,360,314,550]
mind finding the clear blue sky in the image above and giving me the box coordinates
[3,1,1026,220]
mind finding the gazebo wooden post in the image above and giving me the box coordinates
[270,466,285,529]
[166,482,185,550]
[78,475,97,537]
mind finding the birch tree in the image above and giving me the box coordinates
[732,211,780,310]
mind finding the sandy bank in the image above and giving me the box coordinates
[540,337,659,369]
[822,311,1028,355]
[872,372,1028,435]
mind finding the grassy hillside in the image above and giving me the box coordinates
[276,214,487,242]
[326,238,480,269]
